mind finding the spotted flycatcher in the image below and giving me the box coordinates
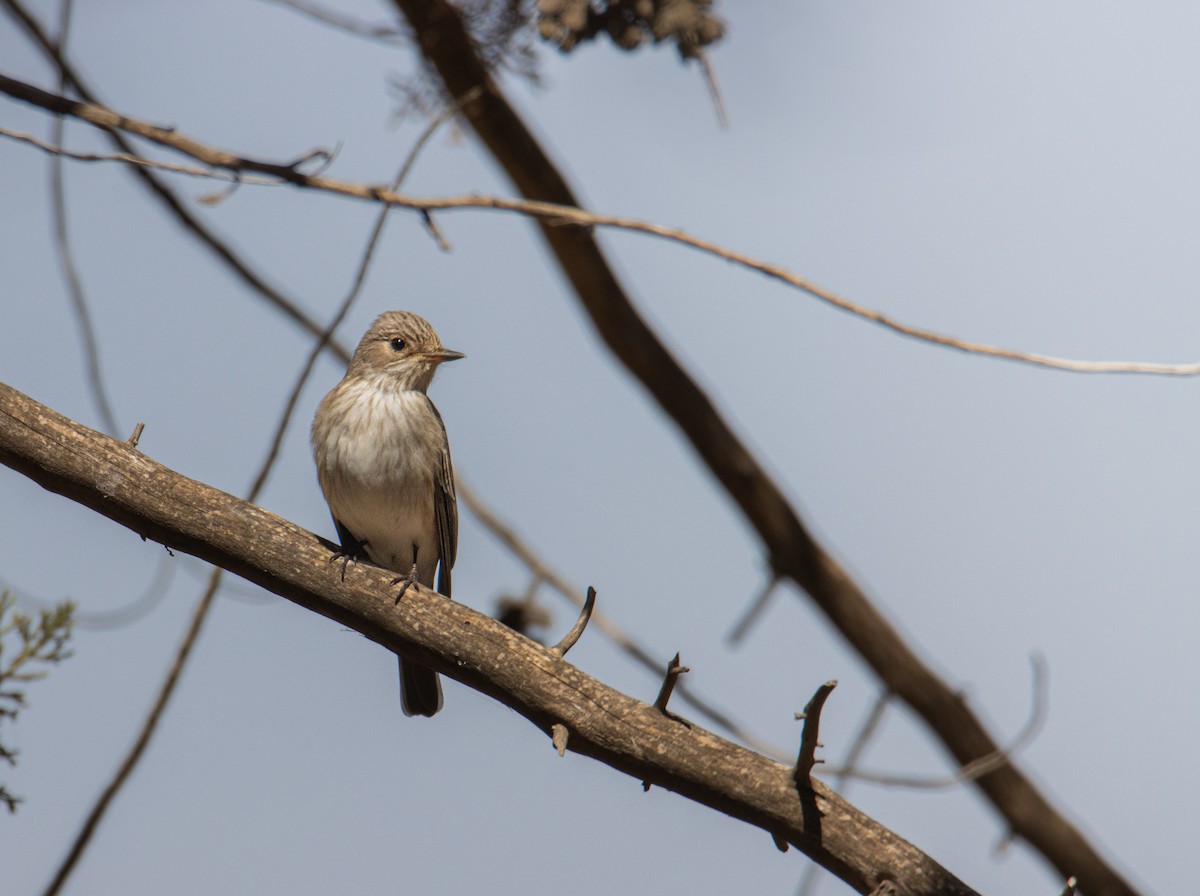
[311,311,463,717]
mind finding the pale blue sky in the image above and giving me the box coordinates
[3,3,1195,893]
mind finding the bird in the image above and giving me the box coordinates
[311,311,463,717]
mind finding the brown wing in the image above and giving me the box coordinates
[427,396,457,598]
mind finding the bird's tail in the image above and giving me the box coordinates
[399,657,443,717]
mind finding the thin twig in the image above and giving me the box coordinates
[796,691,892,896]
[641,652,693,792]
[5,73,1200,376]
[394,87,480,188]
[794,680,837,785]
[1,126,283,184]
[549,586,595,657]
[830,691,891,786]
[726,574,780,645]
[694,49,728,129]
[652,652,690,715]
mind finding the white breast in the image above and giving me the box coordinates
[312,375,445,581]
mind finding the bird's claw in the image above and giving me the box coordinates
[328,544,368,582]
[392,564,420,603]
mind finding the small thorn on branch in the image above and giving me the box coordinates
[771,833,789,853]
[653,652,690,717]
[549,586,596,657]
[1059,876,1078,896]
[551,723,569,756]
[794,680,838,786]
[126,422,145,447]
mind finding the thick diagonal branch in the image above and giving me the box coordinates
[0,381,976,896]
[385,3,1134,894]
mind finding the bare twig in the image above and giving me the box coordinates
[548,586,595,657]
[794,680,837,785]
[0,126,283,184]
[2,72,1198,378]
[829,691,891,786]
[420,208,451,251]
[394,87,480,188]
[797,690,892,896]
[694,49,728,129]
[643,652,691,791]
[652,652,690,716]
[726,574,780,645]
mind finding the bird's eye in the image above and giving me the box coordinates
[389,337,406,352]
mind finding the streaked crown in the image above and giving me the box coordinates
[345,311,463,393]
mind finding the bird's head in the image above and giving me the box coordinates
[348,310,464,393]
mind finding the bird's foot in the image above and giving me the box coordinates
[392,564,420,603]
[329,542,369,582]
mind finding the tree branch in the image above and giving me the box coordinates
[0,380,977,896]
[0,70,1195,378]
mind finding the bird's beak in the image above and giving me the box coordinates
[421,349,465,364]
